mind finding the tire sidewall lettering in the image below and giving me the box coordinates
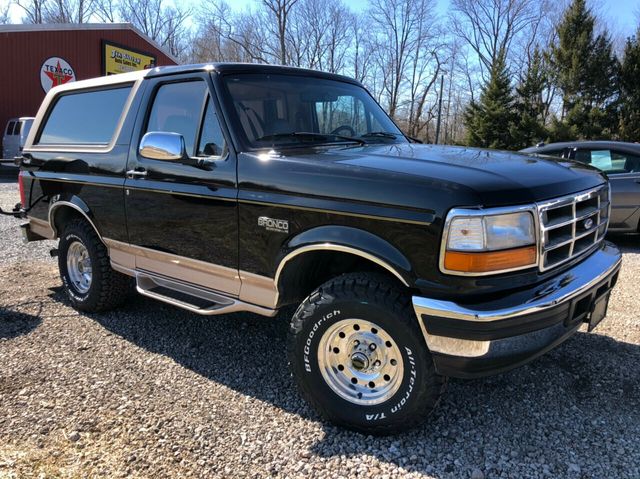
[304,309,341,373]
[299,303,423,422]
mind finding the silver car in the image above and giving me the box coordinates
[522,141,640,233]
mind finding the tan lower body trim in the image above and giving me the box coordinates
[239,271,279,309]
[29,218,56,240]
[104,239,278,309]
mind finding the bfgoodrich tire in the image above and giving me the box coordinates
[58,219,132,313]
[288,273,446,434]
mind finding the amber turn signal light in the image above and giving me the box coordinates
[443,245,537,273]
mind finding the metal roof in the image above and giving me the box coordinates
[0,23,178,63]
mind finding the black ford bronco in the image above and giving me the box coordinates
[14,63,621,434]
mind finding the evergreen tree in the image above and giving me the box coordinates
[464,51,515,149]
[619,30,640,141]
[549,0,619,140]
[511,48,549,149]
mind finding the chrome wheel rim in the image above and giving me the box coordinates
[317,319,404,405]
[66,241,92,294]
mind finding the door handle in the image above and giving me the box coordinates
[126,168,147,179]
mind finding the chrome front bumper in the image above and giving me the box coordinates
[412,242,622,378]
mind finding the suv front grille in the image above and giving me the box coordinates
[538,185,610,271]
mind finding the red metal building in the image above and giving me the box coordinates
[0,23,178,154]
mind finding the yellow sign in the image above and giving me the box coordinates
[102,41,156,75]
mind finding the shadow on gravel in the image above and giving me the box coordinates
[76,289,640,478]
[606,233,639,254]
[0,304,43,340]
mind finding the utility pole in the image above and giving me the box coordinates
[435,74,444,144]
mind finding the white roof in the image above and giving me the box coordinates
[52,69,150,94]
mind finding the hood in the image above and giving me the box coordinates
[239,143,607,218]
[324,143,605,207]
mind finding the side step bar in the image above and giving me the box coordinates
[136,271,277,317]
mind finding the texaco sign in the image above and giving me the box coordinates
[40,57,76,93]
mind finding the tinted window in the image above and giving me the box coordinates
[146,81,207,156]
[197,97,227,158]
[6,121,15,135]
[38,86,131,145]
[575,149,640,174]
[14,121,22,135]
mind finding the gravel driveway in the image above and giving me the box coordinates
[1,165,639,478]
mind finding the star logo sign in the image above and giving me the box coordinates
[45,60,74,87]
[40,57,76,93]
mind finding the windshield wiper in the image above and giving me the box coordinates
[360,131,399,140]
[255,132,365,146]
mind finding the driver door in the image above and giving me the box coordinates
[124,73,239,295]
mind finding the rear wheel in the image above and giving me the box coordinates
[288,273,446,434]
[58,219,132,312]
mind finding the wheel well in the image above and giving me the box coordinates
[51,205,100,241]
[276,250,409,307]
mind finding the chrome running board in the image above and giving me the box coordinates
[135,271,277,317]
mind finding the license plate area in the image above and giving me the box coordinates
[588,293,610,332]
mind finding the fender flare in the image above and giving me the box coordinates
[275,226,414,288]
[48,196,103,242]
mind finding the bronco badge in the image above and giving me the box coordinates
[258,216,289,233]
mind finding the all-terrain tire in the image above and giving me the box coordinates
[288,272,446,434]
[58,219,132,312]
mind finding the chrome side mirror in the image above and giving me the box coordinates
[139,131,186,161]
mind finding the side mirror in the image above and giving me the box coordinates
[139,131,186,161]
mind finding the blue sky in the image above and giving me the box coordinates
[4,0,638,37]
[227,0,639,37]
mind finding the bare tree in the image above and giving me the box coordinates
[15,0,47,23]
[261,0,299,65]
[0,1,10,23]
[369,0,442,125]
[449,0,540,80]
[94,0,117,22]
[44,0,95,23]
[119,0,190,57]
[351,16,375,84]
[288,0,351,72]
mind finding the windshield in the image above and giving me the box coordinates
[221,73,406,148]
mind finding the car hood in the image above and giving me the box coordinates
[324,143,605,207]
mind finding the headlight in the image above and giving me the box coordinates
[442,209,537,275]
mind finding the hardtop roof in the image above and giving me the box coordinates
[50,62,364,94]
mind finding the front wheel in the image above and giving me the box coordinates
[288,273,446,434]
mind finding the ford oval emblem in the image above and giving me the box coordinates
[583,218,594,230]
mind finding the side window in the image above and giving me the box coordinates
[38,86,132,145]
[6,121,15,135]
[197,97,227,158]
[576,149,632,174]
[611,151,640,173]
[14,121,22,135]
[145,80,207,156]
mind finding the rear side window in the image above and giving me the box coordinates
[14,122,22,135]
[6,121,15,135]
[38,86,132,145]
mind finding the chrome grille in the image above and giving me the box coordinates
[538,185,610,271]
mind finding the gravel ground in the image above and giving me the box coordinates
[1,165,639,478]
